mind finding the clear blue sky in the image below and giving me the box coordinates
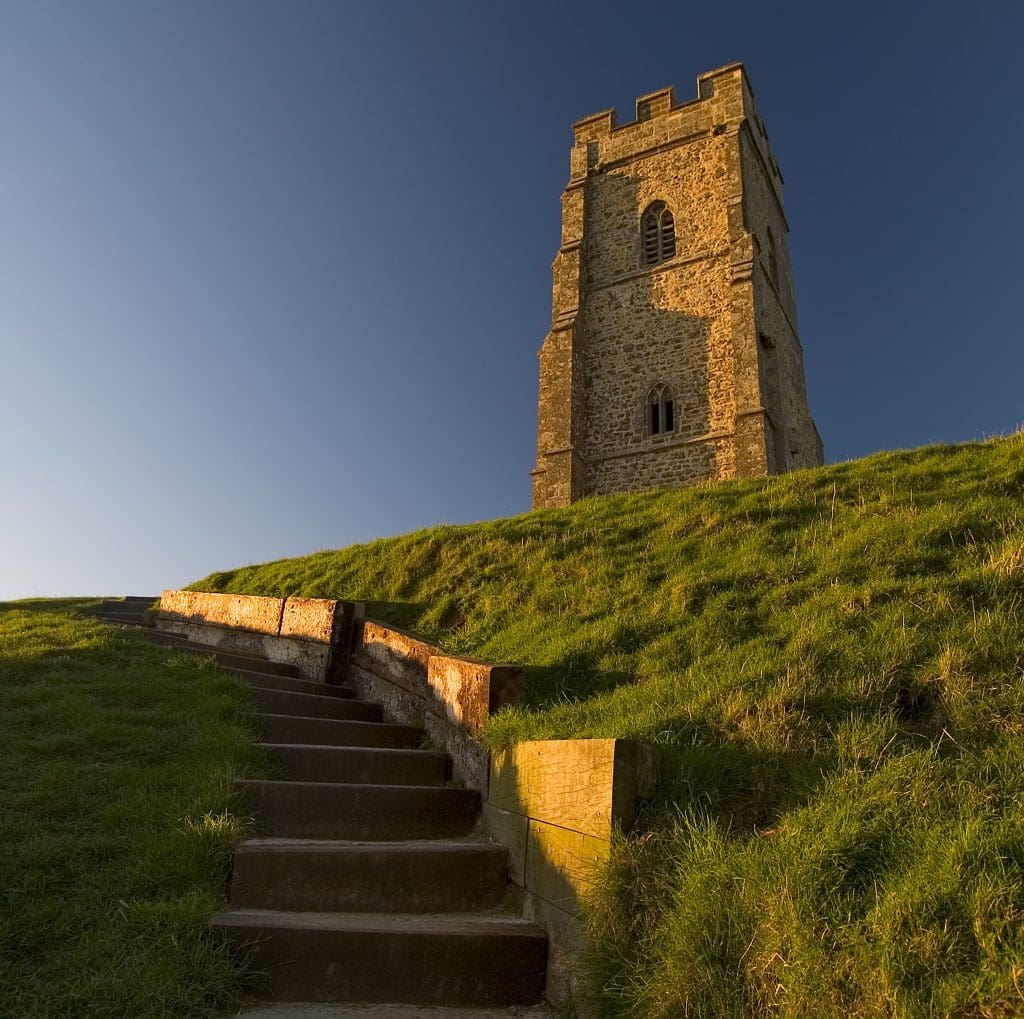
[2,1,1022,599]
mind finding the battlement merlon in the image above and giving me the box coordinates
[569,63,785,201]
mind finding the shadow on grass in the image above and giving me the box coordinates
[361,600,430,631]
[521,662,635,707]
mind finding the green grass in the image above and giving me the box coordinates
[0,600,269,1017]
[191,433,1024,1017]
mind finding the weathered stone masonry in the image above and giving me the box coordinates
[532,62,823,509]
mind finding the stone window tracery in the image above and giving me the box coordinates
[641,202,676,266]
[647,384,675,436]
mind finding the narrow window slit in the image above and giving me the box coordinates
[647,385,675,437]
[640,202,677,266]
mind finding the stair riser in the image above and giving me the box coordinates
[231,846,507,912]
[147,630,189,644]
[262,745,446,785]
[213,922,546,1006]
[233,671,355,699]
[237,782,480,840]
[147,634,302,678]
[258,715,423,750]
[249,688,381,723]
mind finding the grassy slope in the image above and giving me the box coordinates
[193,435,1024,1018]
[0,600,269,1017]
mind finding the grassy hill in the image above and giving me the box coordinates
[0,600,267,1016]
[192,434,1024,1017]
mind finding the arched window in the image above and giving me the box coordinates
[641,202,676,266]
[766,227,779,287]
[647,384,675,436]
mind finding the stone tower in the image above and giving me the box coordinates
[531,62,823,510]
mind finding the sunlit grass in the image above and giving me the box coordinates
[193,433,1024,1016]
[0,600,270,1016]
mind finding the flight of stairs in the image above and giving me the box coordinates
[92,595,158,627]
[142,625,549,1010]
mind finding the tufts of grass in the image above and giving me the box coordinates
[192,434,1024,1017]
[0,600,271,1017]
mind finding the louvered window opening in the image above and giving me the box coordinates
[642,203,676,266]
[648,385,675,436]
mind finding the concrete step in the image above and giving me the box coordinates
[234,1005,556,1018]
[237,780,480,840]
[235,672,355,699]
[148,632,303,678]
[211,909,547,1006]
[261,744,447,786]
[233,1006,556,1018]
[258,714,423,750]
[98,596,156,611]
[250,688,382,724]
[147,628,190,644]
[230,840,507,913]
[95,613,148,626]
[209,649,302,676]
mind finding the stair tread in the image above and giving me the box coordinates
[213,909,545,937]
[251,690,381,723]
[237,838,502,852]
[259,743,447,786]
[156,642,277,665]
[233,1004,555,1017]
[258,744,440,757]
[251,689,379,712]
[148,633,299,669]
[238,779,467,793]
[257,714,420,732]
[258,717,424,751]
[250,686,362,700]
[240,673,356,698]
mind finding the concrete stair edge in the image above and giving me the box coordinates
[250,688,382,724]
[230,840,508,913]
[257,714,425,750]
[258,744,448,786]
[232,1004,556,1017]
[237,779,481,840]
[212,909,547,1006]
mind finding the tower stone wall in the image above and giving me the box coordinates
[531,63,823,510]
